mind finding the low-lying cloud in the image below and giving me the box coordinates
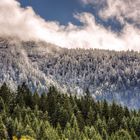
[0,0,140,51]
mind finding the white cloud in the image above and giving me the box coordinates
[81,0,106,6]
[81,0,140,25]
[0,0,140,51]
[99,0,140,25]
[81,0,95,5]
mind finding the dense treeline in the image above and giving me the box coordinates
[0,83,140,140]
[31,48,140,109]
[1,38,140,109]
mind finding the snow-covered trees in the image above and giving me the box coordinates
[1,37,140,108]
[34,48,140,108]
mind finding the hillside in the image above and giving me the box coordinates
[0,37,140,108]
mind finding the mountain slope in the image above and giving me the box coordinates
[0,37,140,109]
[0,38,62,93]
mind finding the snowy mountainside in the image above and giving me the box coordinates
[0,37,140,109]
[0,38,61,93]
[34,48,140,109]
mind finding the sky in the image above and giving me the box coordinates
[0,0,140,51]
[20,0,83,25]
[20,0,122,31]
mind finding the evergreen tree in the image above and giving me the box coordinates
[95,115,107,135]
[84,126,102,140]
[86,106,95,126]
[0,83,12,105]
[130,128,139,140]
[108,118,118,135]
[0,97,6,114]
[64,122,71,139]
[70,114,80,139]
[0,116,8,139]
[102,100,109,121]
[112,129,132,140]
[23,125,36,138]
[101,128,108,140]
[31,91,40,109]
[0,83,139,139]
[39,92,47,112]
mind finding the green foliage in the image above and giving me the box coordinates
[112,129,132,140]
[0,83,139,139]
[0,116,8,139]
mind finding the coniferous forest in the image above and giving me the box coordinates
[0,83,140,140]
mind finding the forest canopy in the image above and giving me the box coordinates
[0,83,139,140]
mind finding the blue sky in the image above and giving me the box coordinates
[20,0,122,31]
[20,0,87,25]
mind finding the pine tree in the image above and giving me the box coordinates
[124,107,130,118]
[130,128,139,140]
[13,119,23,139]
[102,100,109,121]
[46,86,58,116]
[24,114,31,126]
[0,116,8,139]
[16,85,25,107]
[121,117,128,130]
[23,125,36,138]
[64,122,71,139]
[70,114,80,139]
[5,117,14,139]
[13,105,22,120]
[95,114,107,135]
[0,97,6,114]
[56,123,62,138]
[84,126,102,140]
[86,106,95,126]
[31,91,39,109]
[101,128,108,140]
[108,118,117,135]
[112,129,132,140]
[39,92,47,112]
[39,121,60,140]
[0,83,11,105]
[76,110,84,130]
